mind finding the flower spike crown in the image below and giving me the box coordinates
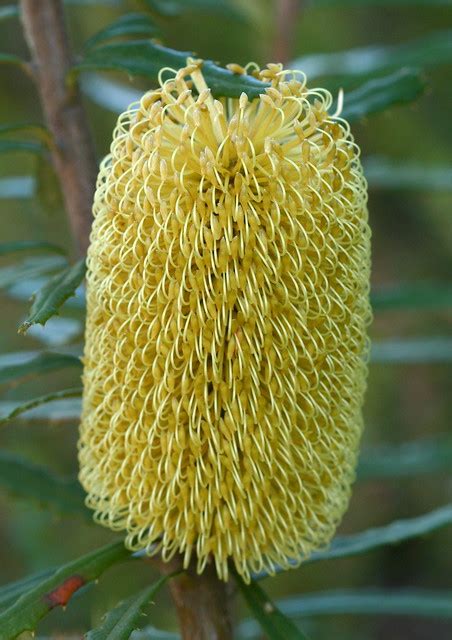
[79,60,371,582]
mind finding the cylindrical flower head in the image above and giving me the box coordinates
[79,61,371,582]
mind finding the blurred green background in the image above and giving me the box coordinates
[0,1,451,638]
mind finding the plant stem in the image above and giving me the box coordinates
[158,557,235,640]
[20,0,97,256]
[272,0,302,65]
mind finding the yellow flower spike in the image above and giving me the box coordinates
[78,61,371,583]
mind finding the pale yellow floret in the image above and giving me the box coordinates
[78,59,371,582]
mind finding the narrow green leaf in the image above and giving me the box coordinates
[81,73,142,113]
[364,157,452,192]
[358,439,452,481]
[19,259,86,333]
[74,41,269,99]
[310,504,452,563]
[86,577,171,640]
[0,351,81,385]
[0,139,44,154]
[340,69,425,122]
[0,241,65,257]
[293,30,452,79]
[0,387,83,425]
[85,13,159,49]
[235,576,310,640]
[238,589,452,637]
[255,504,452,579]
[371,338,452,363]
[0,541,130,637]
[0,256,66,290]
[0,450,88,517]
[372,283,452,311]
[0,396,82,423]
[0,568,54,611]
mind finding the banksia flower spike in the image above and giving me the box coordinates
[79,60,371,583]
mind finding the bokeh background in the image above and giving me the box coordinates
[0,1,451,638]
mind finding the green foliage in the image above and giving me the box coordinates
[293,29,452,79]
[238,590,452,638]
[141,0,248,21]
[0,139,45,155]
[372,282,452,310]
[85,13,160,49]
[0,541,130,637]
[358,439,452,480]
[364,157,452,191]
[0,241,65,257]
[0,450,88,517]
[371,338,452,363]
[0,256,66,290]
[341,69,425,121]
[0,351,81,385]
[19,259,86,334]
[74,42,269,98]
[0,387,82,425]
[235,576,311,640]
[309,504,452,563]
[85,577,171,640]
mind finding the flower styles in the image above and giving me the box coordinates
[78,60,371,582]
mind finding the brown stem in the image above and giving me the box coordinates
[157,556,235,640]
[20,0,97,256]
[272,0,302,65]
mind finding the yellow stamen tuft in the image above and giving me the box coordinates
[78,61,371,583]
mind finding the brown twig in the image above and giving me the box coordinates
[272,0,302,65]
[157,556,235,640]
[20,0,97,256]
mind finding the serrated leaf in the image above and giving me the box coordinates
[238,589,452,638]
[293,30,452,79]
[371,338,452,363]
[340,69,425,121]
[0,256,66,290]
[0,387,83,425]
[85,13,160,49]
[235,576,310,640]
[86,577,171,640]
[364,157,452,191]
[0,396,82,423]
[0,351,81,385]
[358,438,452,481]
[74,41,269,99]
[0,241,65,257]
[0,450,88,517]
[254,504,452,579]
[19,259,86,333]
[0,541,130,637]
